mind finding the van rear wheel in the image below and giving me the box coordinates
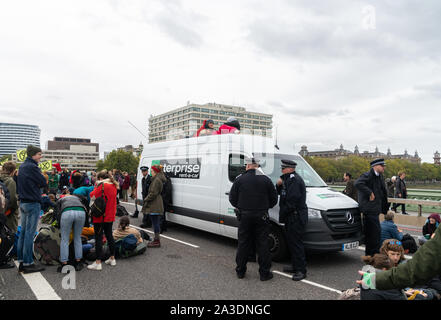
[268,224,287,262]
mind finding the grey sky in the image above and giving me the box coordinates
[0,0,440,162]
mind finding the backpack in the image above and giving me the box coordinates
[33,225,63,265]
[114,234,138,258]
[161,175,173,211]
[0,182,9,216]
[116,204,129,217]
[90,183,107,218]
[0,223,14,264]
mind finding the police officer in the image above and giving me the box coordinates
[138,166,152,228]
[276,159,308,281]
[355,158,389,256]
[229,157,278,281]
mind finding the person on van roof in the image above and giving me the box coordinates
[196,120,218,137]
[218,117,240,134]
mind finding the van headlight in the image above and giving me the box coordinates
[308,208,322,219]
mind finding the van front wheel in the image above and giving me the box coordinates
[268,224,288,262]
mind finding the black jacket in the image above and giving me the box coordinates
[17,157,47,203]
[355,168,389,215]
[141,174,152,201]
[395,177,407,198]
[229,169,278,212]
[343,179,358,202]
[276,172,307,224]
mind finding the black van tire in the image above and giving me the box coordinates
[268,224,288,262]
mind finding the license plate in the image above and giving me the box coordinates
[342,241,359,251]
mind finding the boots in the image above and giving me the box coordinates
[147,233,161,248]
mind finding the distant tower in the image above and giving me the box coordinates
[354,145,359,156]
[299,145,308,157]
[375,146,379,156]
[414,150,419,158]
[387,148,392,157]
[435,151,440,165]
[404,149,409,158]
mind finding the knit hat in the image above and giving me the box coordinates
[429,214,441,224]
[151,165,161,173]
[27,145,42,157]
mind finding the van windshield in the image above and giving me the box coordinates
[257,153,327,188]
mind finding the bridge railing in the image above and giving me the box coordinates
[387,198,441,217]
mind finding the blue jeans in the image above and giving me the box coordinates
[60,210,86,263]
[18,202,41,266]
[150,214,161,233]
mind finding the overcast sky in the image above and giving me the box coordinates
[1,0,440,162]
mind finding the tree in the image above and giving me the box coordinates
[0,154,12,162]
[96,150,139,173]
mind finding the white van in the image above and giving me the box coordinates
[137,134,362,260]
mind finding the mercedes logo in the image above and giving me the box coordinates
[345,211,355,224]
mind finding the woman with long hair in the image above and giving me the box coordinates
[87,170,118,271]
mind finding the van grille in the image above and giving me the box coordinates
[321,209,361,233]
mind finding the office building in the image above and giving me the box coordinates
[0,122,40,157]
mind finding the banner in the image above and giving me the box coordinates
[16,149,27,162]
[39,160,53,172]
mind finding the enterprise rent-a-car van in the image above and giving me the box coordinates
[137,134,362,260]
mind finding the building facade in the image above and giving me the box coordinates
[12,137,100,171]
[117,143,143,157]
[148,102,273,143]
[299,144,422,164]
[0,122,40,157]
[435,151,440,166]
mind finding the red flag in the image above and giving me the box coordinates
[52,163,62,172]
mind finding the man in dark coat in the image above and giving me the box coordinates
[138,166,152,228]
[277,159,308,281]
[229,157,278,281]
[343,172,358,202]
[393,171,408,215]
[355,158,389,256]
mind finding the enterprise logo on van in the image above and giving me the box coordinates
[160,158,201,179]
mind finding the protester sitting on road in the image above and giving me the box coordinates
[357,228,441,293]
[359,253,406,300]
[113,216,143,244]
[87,170,118,271]
[379,238,406,267]
[418,213,440,245]
[218,117,240,134]
[380,211,404,245]
[56,194,87,272]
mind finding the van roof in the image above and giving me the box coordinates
[142,134,285,155]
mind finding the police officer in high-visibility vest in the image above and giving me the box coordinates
[277,159,308,281]
[229,157,278,281]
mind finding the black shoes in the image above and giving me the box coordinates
[260,272,273,281]
[23,264,45,274]
[237,272,246,279]
[402,212,409,215]
[292,271,306,281]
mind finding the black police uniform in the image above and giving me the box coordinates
[355,161,389,256]
[229,167,278,280]
[140,171,152,227]
[277,160,308,279]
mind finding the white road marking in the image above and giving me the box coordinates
[273,271,342,295]
[14,261,61,300]
[129,225,200,248]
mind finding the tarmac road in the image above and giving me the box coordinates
[0,201,421,301]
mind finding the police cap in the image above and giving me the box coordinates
[140,166,149,171]
[370,158,386,167]
[281,159,297,169]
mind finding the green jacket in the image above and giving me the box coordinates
[0,173,19,232]
[48,174,59,189]
[376,228,441,290]
[141,172,166,215]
